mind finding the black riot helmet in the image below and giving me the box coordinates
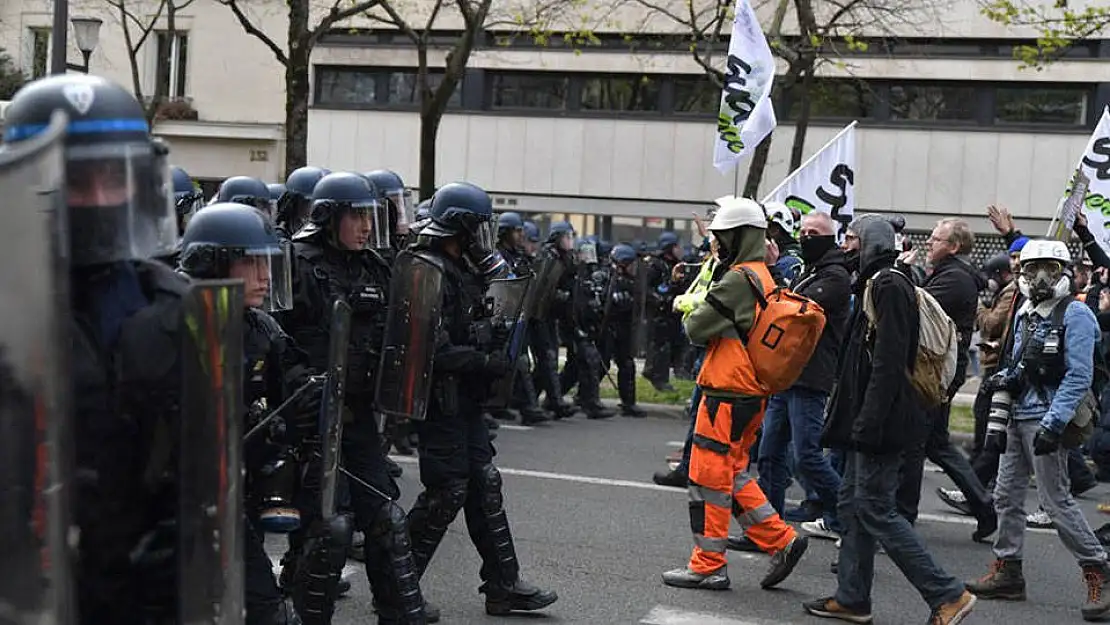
[297,171,391,250]
[179,202,293,311]
[364,169,413,231]
[277,165,329,234]
[285,166,329,199]
[217,176,271,215]
[3,74,176,266]
[423,182,507,279]
[172,165,202,234]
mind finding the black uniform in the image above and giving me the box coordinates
[530,244,575,418]
[644,252,688,387]
[72,260,190,624]
[493,242,548,424]
[599,266,639,410]
[556,261,612,418]
[282,235,425,624]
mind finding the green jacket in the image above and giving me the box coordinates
[683,227,766,347]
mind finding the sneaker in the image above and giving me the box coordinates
[761,535,809,588]
[930,590,976,625]
[727,534,765,553]
[1027,509,1054,529]
[661,565,730,590]
[937,487,973,517]
[1082,564,1110,621]
[802,597,873,623]
[801,519,840,541]
[784,501,824,523]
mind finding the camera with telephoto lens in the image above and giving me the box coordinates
[986,365,1025,439]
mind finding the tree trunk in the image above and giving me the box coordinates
[743,135,771,198]
[788,61,816,171]
[284,1,311,176]
[418,111,441,198]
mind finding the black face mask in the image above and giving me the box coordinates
[799,235,836,264]
[843,249,860,272]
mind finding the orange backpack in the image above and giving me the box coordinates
[736,266,827,394]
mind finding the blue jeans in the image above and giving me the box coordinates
[757,387,841,527]
[835,451,965,613]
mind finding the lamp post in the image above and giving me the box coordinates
[48,3,103,75]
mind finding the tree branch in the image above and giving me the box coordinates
[217,0,288,66]
[377,0,421,45]
[308,0,386,48]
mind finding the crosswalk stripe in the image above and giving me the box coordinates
[640,604,771,625]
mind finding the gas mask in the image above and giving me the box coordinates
[1018,259,1070,304]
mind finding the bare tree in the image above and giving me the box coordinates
[218,0,386,176]
[104,0,196,124]
[634,0,938,196]
[980,0,1110,67]
[363,0,603,197]
[0,47,26,99]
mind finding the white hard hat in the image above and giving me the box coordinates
[764,201,796,234]
[1018,239,1071,266]
[710,196,767,231]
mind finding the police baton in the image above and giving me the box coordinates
[243,375,324,443]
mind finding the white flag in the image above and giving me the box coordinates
[712,0,776,174]
[763,121,857,228]
[1056,107,1110,258]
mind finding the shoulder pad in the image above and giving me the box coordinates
[134,259,191,298]
[294,241,324,262]
[248,307,285,336]
[405,249,448,273]
[362,248,392,272]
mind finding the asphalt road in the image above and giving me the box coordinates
[267,406,1110,625]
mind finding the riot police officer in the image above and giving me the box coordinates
[364,169,414,255]
[522,221,541,257]
[530,223,579,419]
[218,175,274,219]
[280,172,428,624]
[277,166,329,242]
[381,182,559,616]
[601,244,646,417]
[179,202,312,625]
[4,74,193,623]
[268,183,287,217]
[558,239,615,420]
[172,165,203,235]
[644,231,686,391]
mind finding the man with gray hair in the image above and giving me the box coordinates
[897,217,997,544]
[804,214,976,625]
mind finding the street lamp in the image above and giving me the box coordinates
[67,17,103,73]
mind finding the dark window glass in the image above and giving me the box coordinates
[579,75,661,112]
[316,68,381,105]
[791,79,876,119]
[673,75,719,114]
[888,83,976,121]
[156,32,189,98]
[490,73,568,109]
[31,28,49,79]
[387,71,461,107]
[995,86,1088,125]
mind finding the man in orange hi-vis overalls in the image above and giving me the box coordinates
[661,196,809,591]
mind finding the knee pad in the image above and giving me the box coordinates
[474,464,505,516]
[369,501,411,553]
[426,481,468,528]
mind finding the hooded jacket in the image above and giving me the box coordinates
[789,246,851,393]
[924,253,987,392]
[822,216,927,454]
[685,226,769,398]
[977,278,1019,370]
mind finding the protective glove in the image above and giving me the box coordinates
[983,429,1007,455]
[1033,425,1061,456]
[289,377,325,437]
[469,320,494,347]
[554,289,571,303]
[491,321,511,349]
[483,352,513,377]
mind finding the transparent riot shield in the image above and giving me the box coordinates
[633,256,650,358]
[484,276,533,408]
[180,280,246,625]
[0,111,75,625]
[525,252,565,321]
[319,300,351,519]
[376,252,444,422]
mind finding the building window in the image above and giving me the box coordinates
[30,28,50,79]
[490,72,568,110]
[317,68,382,106]
[791,79,877,120]
[155,31,189,97]
[673,75,719,115]
[579,75,661,112]
[388,71,461,107]
[994,86,1088,125]
[888,83,977,122]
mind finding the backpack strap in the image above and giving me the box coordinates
[701,264,768,345]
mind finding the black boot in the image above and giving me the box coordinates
[581,402,615,420]
[966,559,1026,600]
[652,469,688,488]
[620,404,647,418]
[481,579,559,616]
[518,406,550,425]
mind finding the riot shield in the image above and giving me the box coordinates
[484,276,533,408]
[376,252,444,422]
[0,111,75,625]
[180,280,246,625]
[319,300,351,520]
[633,257,650,358]
[525,253,564,321]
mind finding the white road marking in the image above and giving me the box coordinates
[640,605,770,625]
[665,441,686,447]
[387,458,1057,533]
[498,424,534,431]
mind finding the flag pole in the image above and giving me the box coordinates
[762,120,858,203]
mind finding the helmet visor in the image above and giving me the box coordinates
[475,220,496,250]
[232,242,293,312]
[386,189,414,231]
[66,142,177,265]
[340,200,392,250]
